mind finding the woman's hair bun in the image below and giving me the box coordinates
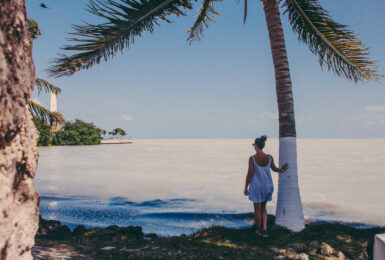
[253,135,267,149]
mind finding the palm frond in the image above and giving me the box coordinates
[281,0,378,82]
[35,78,62,96]
[187,0,221,43]
[27,100,65,124]
[243,0,247,24]
[49,0,193,77]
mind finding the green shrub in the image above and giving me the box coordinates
[33,117,53,146]
[52,119,102,145]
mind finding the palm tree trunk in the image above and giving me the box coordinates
[262,0,304,232]
[0,0,40,259]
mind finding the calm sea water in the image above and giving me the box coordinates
[36,139,385,236]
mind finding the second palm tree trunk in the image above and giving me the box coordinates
[262,0,304,232]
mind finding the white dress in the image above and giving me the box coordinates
[248,155,274,203]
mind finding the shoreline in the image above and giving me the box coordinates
[33,215,385,259]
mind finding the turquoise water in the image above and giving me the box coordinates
[36,139,385,235]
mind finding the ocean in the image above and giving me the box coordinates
[36,139,385,236]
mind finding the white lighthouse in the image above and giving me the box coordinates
[50,92,57,112]
[49,92,63,131]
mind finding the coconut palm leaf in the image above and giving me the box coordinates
[281,0,378,82]
[49,0,193,77]
[187,0,221,43]
[27,100,65,124]
[35,78,62,96]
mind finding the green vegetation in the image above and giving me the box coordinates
[109,128,126,138]
[33,118,53,146]
[52,119,102,145]
[34,119,103,146]
[35,215,384,259]
[27,18,65,124]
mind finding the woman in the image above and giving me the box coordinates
[244,135,288,237]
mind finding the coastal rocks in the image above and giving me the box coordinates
[288,242,307,250]
[73,225,88,237]
[32,218,385,260]
[37,217,72,240]
[309,240,319,248]
[32,245,90,260]
[318,242,334,256]
[293,253,309,260]
[338,251,346,259]
[100,246,116,251]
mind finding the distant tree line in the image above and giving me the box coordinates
[34,119,102,146]
[34,119,128,146]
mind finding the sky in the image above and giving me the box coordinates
[26,0,385,138]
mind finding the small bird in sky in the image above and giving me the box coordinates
[40,3,49,9]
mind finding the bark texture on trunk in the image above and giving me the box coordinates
[0,1,40,259]
[262,0,304,231]
[262,0,295,138]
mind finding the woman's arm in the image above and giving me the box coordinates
[270,156,288,173]
[244,157,254,195]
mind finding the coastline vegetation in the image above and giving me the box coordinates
[33,118,130,146]
[34,215,384,259]
[34,119,103,146]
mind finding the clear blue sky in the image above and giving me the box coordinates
[27,0,385,138]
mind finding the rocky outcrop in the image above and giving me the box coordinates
[0,0,39,259]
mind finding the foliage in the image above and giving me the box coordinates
[280,0,378,82]
[27,17,65,124]
[52,119,102,145]
[49,0,194,77]
[33,117,53,146]
[109,128,126,137]
[186,0,221,42]
[50,0,378,82]
[35,77,62,96]
[27,18,41,39]
[36,214,385,259]
[28,100,65,124]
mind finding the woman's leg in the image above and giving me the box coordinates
[253,203,262,235]
[261,200,268,231]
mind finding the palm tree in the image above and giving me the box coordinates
[1,1,39,257]
[28,78,65,124]
[26,18,65,125]
[49,0,378,231]
[109,128,127,138]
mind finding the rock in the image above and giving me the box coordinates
[118,225,143,239]
[144,233,158,240]
[288,242,307,250]
[338,251,346,259]
[48,225,72,240]
[39,217,62,231]
[73,225,88,236]
[120,248,142,253]
[318,242,334,256]
[309,240,319,248]
[100,246,116,251]
[275,256,285,260]
[293,253,309,260]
